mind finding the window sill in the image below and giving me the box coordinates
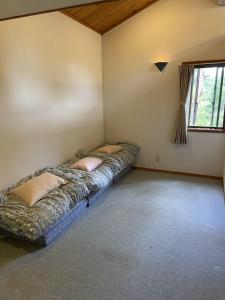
[188,128,225,133]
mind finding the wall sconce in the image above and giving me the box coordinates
[154,62,168,72]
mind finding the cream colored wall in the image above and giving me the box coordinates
[103,0,225,177]
[0,12,103,189]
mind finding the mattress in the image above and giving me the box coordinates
[0,178,90,242]
[37,199,88,246]
[0,143,139,245]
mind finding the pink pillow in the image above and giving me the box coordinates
[10,173,67,206]
[96,145,123,154]
[70,157,102,172]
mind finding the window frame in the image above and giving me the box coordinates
[184,60,225,133]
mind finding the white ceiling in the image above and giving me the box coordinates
[0,0,109,21]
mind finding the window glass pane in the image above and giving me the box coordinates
[195,68,216,127]
[218,68,225,127]
[188,65,225,128]
[211,67,222,127]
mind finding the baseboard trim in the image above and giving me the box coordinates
[133,167,223,181]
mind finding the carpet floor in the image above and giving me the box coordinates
[0,170,225,300]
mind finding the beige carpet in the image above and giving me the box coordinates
[0,170,225,300]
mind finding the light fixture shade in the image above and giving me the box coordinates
[155,62,168,72]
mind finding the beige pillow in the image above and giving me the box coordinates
[10,173,67,206]
[96,145,123,154]
[70,157,102,172]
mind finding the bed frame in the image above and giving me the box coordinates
[0,165,132,246]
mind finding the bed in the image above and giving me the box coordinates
[0,143,139,246]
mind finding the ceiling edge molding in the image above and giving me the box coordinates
[0,0,114,22]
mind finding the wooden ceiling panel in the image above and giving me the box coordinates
[62,0,158,34]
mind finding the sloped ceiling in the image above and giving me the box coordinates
[62,0,159,34]
[0,0,111,21]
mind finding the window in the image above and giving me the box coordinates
[187,63,225,132]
